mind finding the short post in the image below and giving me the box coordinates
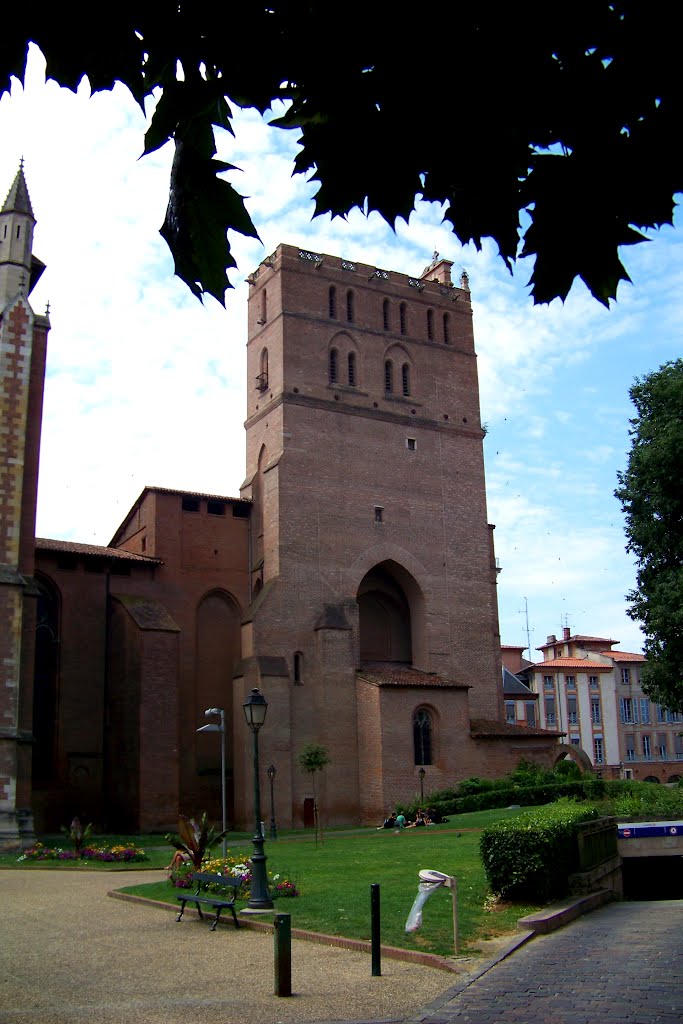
[371,883,381,976]
[274,913,292,997]
[450,876,458,954]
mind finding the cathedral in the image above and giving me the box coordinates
[0,167,559,848]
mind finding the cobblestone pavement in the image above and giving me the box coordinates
[402,900,682,1024]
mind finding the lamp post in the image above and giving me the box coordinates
[419,766,426,804]
[242,687,274,910]
[197,707,227,861]
[267,764,278,840]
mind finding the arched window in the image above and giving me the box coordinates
[399,303,407,335]
[443,312,450,344]
[259,289,267,324]
[257,348,268,391]
[413,709,433,765]
[383,298,390,331]
[294,651,304,684]
[348,351,357,386]
[329,348,339,384]
[346,290,355,323]
[329,286,337,319]
[427,309,434,341]
[384,359,393,393]
[402,363,411,397]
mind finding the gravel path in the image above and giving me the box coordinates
[0,869,456,1024]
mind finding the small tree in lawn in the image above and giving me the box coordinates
[298,744,331,847]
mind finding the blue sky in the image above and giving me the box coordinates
[2,46,681,659]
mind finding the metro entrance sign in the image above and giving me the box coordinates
[618,820,682,839]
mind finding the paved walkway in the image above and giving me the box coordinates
[0,869,451,1024]
[403,900,683,1024]
[1,869,681,1024]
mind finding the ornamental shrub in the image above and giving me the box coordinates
[480,800,600,901]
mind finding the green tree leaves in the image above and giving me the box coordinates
[4,4,683,304]
[615,360,683,712]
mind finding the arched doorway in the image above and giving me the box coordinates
[357,562,414,663]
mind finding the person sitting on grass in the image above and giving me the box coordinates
[394,811,406,832]
[377,812,396,829]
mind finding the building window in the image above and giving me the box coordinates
[621,668,630,685]
[640,698,650,724]
[570,736,581,745]
[565,675,576,689]
[567,696,578,725]
[593,737,604,764]
[589,675,599,689]
[413,708,432,765]
[505,701,516,724]
[329,348,339,384]
[328,285,337,318]
[182,496,200,512]
[427,309,434,340]
[374,506,384,523]
[642,734,652,759]
[383,298,390,331]
[525,701,536,727]
[443,312,450,344]
[384,360,393,393]
[675,734,683,759]
[255,348,269,392]
[656,704,666,723]
[545,697,556,726]
[258,289,267,324]
[543,675,554,690]
[620,697,638,724]
[591,698,601,725]
[399,302,407,335]
[625,735,636,761]
[406,437,417,451]
[207,501,225,516]
[293,651,304,684]
[346,290,354,323]
[402,363,411,397]
[657,733,668,758]
[348,351,357,386]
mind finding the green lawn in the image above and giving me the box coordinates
[118,811,543,957]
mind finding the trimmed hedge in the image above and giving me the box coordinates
[480,802,600,901]
[413,778,608,820]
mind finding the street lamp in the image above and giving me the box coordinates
[197,707,227,861]
[267,764,277,840]
[242,687,274,910]
[419,766,426,804]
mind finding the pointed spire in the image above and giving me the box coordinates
[2,160,35,218]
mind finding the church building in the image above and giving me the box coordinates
[0,170,560,847]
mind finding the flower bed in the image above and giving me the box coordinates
[18,842,147,863]
[169,852,299,898]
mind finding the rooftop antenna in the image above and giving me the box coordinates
[520,597,532,662]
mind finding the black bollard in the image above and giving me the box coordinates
[371,883,381,976]
[274,912,292,996]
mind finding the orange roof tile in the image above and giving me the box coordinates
[528,658,612,672]
[36,538,161,564]
[357,663,469,689]
[605,650,646,663]
[470,718,564,738]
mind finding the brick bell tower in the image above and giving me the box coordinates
[235,244,522,829]
[0,164,50,849]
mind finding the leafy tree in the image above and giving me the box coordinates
[3,4,682,304]
[298,743,331,846]
[615,359,683,712]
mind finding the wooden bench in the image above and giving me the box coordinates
[175,871,243,931]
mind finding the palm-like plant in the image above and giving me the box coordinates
[164,813,229,870]
[60,817,93,857]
